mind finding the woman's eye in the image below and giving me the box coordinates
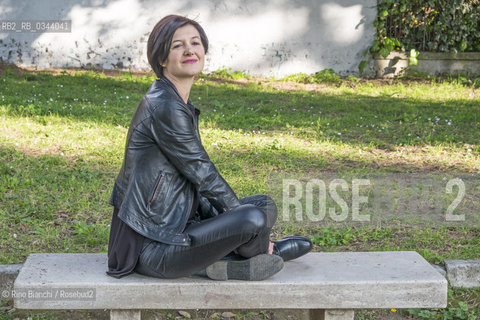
[192,42,201,46]
[172,44,182,49]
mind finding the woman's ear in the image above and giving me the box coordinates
[159,57,166,68]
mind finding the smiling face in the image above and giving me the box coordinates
[161,24,205,81]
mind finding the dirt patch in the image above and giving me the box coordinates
[0,63,153,77]
[0,63,25,76]
[1,63,478,97]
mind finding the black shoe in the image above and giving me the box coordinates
[273,236,312,261]
[206,254,284,281]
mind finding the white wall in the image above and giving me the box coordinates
[0,0,376,77]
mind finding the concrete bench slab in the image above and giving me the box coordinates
[14,251,447,320]
[445,259,480,288]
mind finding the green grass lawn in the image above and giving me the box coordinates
[0,65,479,319]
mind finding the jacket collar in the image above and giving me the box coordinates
[157,77,200,115]
[158,76,183,101]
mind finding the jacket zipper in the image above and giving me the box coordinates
[148,173,163,207]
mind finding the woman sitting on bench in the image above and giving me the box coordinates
[107,15,312,281]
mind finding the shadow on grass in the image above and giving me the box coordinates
[1,135,479,265]
[0,68,479,149]
[0,72,480,152]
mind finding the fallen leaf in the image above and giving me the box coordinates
[178,310,191,318]
[222,312,236,318]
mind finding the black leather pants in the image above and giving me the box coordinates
[134,195,277,278]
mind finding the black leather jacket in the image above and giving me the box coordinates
[110,77,240,246]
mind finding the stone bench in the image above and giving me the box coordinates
[13,251,447,320]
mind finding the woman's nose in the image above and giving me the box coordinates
[184,45,193,55]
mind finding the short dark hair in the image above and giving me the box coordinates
[147,15,209,78]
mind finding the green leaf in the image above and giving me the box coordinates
[409,57,418,66]
[358,60,368,73]
[371,40,380,53]
[380,47,390,59]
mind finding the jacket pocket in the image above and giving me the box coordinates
[147,171,164,209]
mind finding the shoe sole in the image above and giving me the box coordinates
[206,254,284,281]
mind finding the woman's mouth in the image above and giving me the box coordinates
[182,59,198,64]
